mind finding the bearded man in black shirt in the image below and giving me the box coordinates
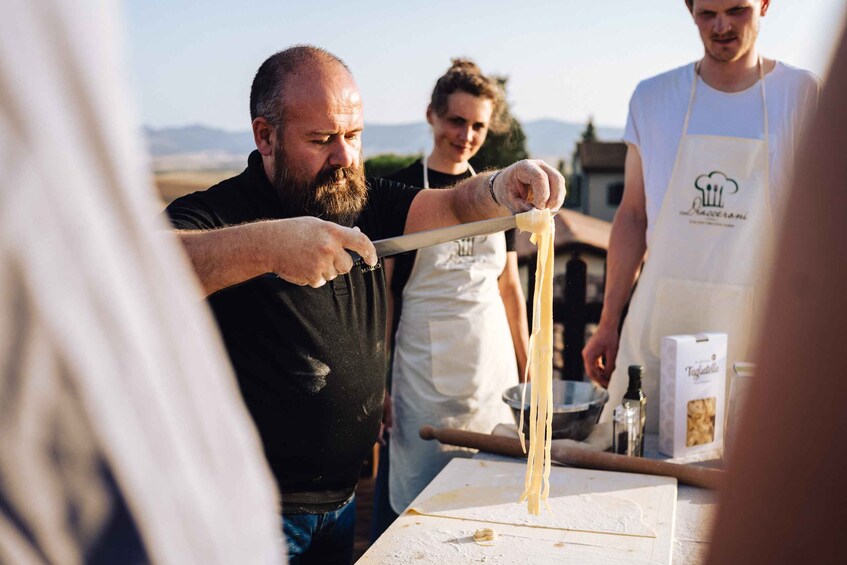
[166,45,565,564]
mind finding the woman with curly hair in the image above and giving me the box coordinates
[379,58,530,526]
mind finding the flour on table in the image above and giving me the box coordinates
[411,484,656,537]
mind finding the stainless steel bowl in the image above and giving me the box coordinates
[502,381,609,441]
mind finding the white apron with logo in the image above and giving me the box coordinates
[605,60,775,433]
[389,160,517,513]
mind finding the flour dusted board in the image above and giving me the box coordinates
[359,459,677,564]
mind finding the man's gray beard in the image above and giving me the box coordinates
[271,145,368,227]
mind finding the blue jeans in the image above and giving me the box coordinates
[283,497,356,565]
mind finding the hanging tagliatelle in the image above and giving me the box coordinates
[514,208,555,515]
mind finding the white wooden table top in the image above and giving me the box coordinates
[475,434,721,564]
[642,434,721,564]
[362,433,720,564]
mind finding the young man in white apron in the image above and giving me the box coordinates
[583,0,820,432]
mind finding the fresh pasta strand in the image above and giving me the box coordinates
[515,208,555,515]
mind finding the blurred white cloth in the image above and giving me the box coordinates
[0,0,284,563]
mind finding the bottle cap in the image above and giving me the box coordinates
[627,365,644,391]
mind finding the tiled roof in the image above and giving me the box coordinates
[577,141,627,172]
[515,209,611,259]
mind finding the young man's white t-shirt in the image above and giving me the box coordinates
[623,61,820,243]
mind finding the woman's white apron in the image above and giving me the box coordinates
[389,157,516,512]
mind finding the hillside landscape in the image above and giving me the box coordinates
[148,119,623,203]
[146,119,623,170]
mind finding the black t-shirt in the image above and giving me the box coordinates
[385,160,517,333]
[166,151,421,510]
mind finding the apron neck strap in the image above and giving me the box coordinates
[684,56,768,138]
[422,154,477,189]
[681,62,700,137]
[758,57,768,140]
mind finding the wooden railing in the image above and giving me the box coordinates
[526,245,606,381]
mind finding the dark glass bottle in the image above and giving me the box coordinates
[623,365,647,456]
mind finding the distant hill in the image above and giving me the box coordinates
[143,120,623,171]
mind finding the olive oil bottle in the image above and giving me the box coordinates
[623,365,647,456]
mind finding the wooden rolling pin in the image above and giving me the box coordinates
[420,425,725,490]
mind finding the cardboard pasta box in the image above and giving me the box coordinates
[659,333,727,457]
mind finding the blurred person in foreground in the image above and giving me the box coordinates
[706,14,846,564]
[164,45,564,563]
[374,58,529,536]
[0,0,284,563]
[582,0,820,432]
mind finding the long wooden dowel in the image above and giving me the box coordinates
[420,425,724,490]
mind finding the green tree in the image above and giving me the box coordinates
[364,153,419,179]
[469,76,529,171]
[564,116,598,209]
[581,116,597,143]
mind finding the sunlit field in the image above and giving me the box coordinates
[154,170,239,206]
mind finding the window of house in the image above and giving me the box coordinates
[607,181,624,206]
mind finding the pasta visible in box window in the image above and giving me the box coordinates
[686,397,716,446]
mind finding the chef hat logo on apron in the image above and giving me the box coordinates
[680,169,751,225]
[693,171,739,208]
[455,237,476,257]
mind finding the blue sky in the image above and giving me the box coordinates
[123,0,845,131]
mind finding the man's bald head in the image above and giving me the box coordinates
[249,45,351,129]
